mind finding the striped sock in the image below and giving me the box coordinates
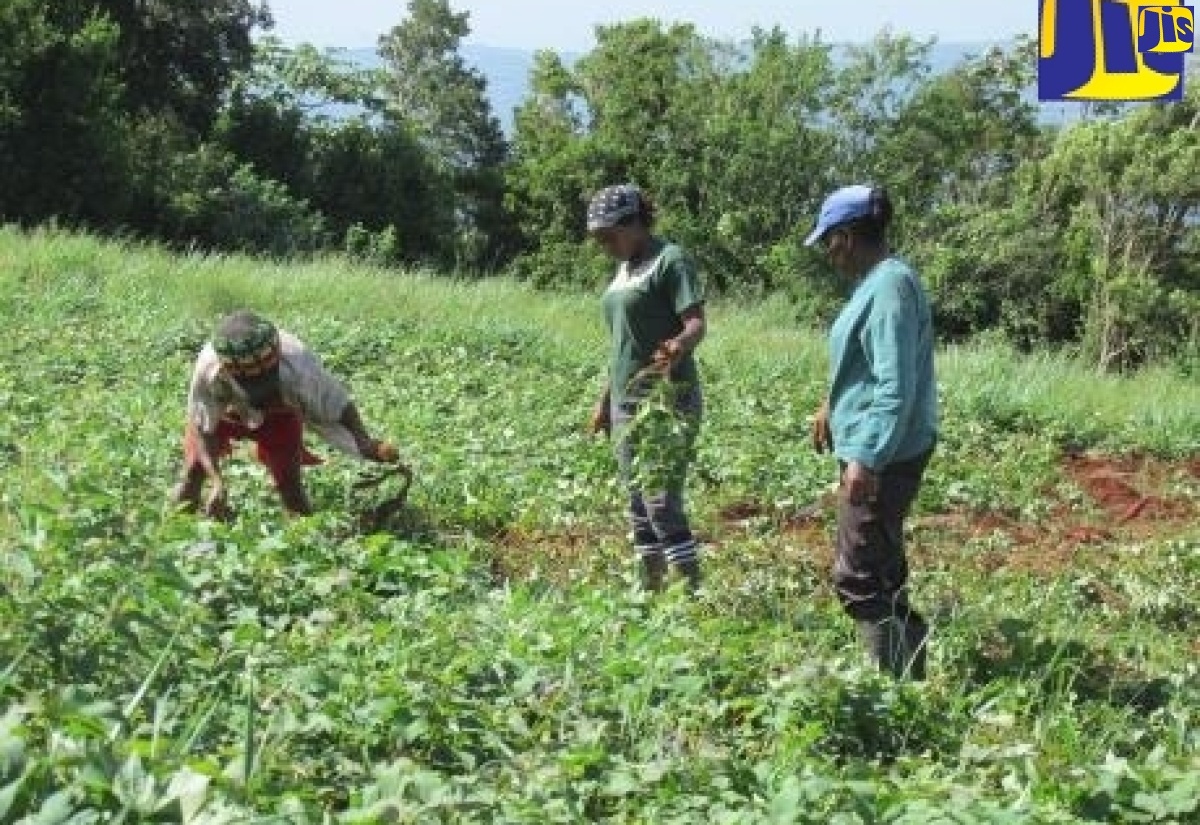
[664,537,698,565]
[632,512,660,559]
[635,542,664,558]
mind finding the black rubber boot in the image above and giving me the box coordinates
[641,551,668,592]
[857,616,927,681]
[673,558,702,594]
[903,617,928,681]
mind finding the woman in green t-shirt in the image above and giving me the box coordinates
[585,184,708,592]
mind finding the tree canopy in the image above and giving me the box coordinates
[0,3,1196,370]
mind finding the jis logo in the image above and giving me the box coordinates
[1039,0,1194,101]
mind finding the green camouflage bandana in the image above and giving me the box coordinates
[212,311,281,378]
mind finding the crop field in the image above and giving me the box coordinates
[1,227,1198,823]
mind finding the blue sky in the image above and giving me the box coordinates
[262,0,1036,50]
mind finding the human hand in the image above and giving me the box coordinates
[361,438,400,463]
[204,482,233,521]
[589,398,611,438]
[651,338,682,371]
[841,461,879,507]
[812,399,833,454]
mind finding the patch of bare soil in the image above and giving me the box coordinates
[485,452,1197,584]
[1063,452,1195,523]
[913,451,1198,576]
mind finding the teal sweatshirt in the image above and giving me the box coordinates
[827,256,938,471]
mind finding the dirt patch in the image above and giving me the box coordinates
[484,451,1196,584]
[1063,451,1197,524]
[490,526,624,585]
[909,512,1088,576]
[718,500,769,522]
[907,450,1198,577]
[714,495,832,563]
[719,491,832,529]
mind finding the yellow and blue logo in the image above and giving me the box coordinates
[1039,0,1194,101]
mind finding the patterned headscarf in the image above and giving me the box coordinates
[212,310,281,378]
[586,184,643,231]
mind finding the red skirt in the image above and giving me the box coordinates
[184,407,323,488]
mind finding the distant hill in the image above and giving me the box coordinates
[334,41,1077,134]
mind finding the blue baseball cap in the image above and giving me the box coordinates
[804,184,877,247]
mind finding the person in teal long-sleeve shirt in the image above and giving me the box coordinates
[805,184,938,680]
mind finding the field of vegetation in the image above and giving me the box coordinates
[1,227,1198,823]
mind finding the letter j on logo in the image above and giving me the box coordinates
[1138,5,1195,52]
[1039,0,1193,102]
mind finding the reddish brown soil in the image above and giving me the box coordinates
[1063,452,1195,523]
[487,451,1197,584]
[490,526,617,584]
[718,500,769,521]
[916,451,1198,576]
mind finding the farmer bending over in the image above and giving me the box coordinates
[806,185,939,680]
[172,310,400,519]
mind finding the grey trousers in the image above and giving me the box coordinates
[834,448,933,625]
[612,383,702,564]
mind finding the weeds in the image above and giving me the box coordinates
[1,227,1197,821]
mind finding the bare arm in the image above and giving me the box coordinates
[184,350,234,516]
[590,383,612,436]
[193,429,225,482]
[673,305,706,354]
[189,426,233,519]
[654,305,707,367]
[338,400,389,460]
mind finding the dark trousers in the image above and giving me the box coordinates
[834,448,933,624]
[612,384,702,564]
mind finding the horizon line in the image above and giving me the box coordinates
[256,34,1030,53]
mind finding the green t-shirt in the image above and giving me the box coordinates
[602,239,705,406]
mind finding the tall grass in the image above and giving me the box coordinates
[3,224,1195,453]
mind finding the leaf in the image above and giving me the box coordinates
[118,627,182,734]
[0,771,28,821]
[769,776,803,822]
[24,789,75,825]
[0,731,24,779]
[113,754,158,814]
[163,768,211,823]
[602,769,638,798]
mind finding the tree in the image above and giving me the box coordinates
[305,120,452,263]
[0,0,130,226]
[215,38,385,210]
[916,77,1200,369]
[213,38,451,264]
[0,0,273,232]
[506,20,728,289]
[827,29,934,185]
[93,0,271,137]
[882,37,1043,216]
[878,37,1062,346]
[506,49,590,240]
[690,26,836,294]
[378,0,512,269]
[1040,92,1200,370]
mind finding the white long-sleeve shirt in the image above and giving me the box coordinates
[186,330,363,457]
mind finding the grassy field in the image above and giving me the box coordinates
[1,225,1198,823]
